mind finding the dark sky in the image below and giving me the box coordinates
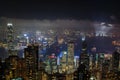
[0,0,120,21]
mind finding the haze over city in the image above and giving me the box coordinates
[0,0,120,33]
[0,0,120,80]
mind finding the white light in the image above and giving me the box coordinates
[90,77,94,80]
[24,34,27,37]
[44,38,48,40]
[101,22,105,25]
[38,37,41,40]
[74,56,79,58]
[7,23,13,26]
[26,36,29,39]
[63,51,67,54]
[43,41,47,44]
[108,24,113,27]
[82,36,85,41]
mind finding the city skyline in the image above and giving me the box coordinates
[0,1,120,80]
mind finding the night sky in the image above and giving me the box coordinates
[0,0,120,21]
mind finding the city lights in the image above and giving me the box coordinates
[63,51,67,54]
[82,36,85,41]
[0,22,120,80]
[0,0,120,80]
[90,76,96,80]
[7,23,13,26]
[23,34,27,37]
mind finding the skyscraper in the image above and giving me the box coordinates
[7,23,17,56]
[60,51,67,73]
[24,44,39,80]
[112,50,120,71]
[0,58,2,79]
[80,36,89,69]
[67,41,75,73]
[4,23,19,79]
[74,36,90,80]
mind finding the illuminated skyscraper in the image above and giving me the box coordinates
[80,36,89,69]
[24,44,39,80]
[67,41,75,73]
[74,36,90,80]
[4,23,19,79]
[59,51,67,73]
[112,50,120,71]
[50,56,57,74]
[7,23,17,56]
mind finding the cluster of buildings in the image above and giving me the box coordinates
[0,23,120,80]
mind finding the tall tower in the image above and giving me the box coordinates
[112,49,120,71]
[80,36,89,69]
[7,23,17,56]
[24,44,39,80]
[5,23,19,80]
[74,36,90,80]
[67,41,75,73]
[50,54,57,74]
[60,51,67,73]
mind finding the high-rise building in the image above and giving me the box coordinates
[24,44,39,80]
[67,41,75,73]
[48,53,57,74]
[51,57,57,74]
[59,51,67,73]
[112,50,120,71]
[45,56,51,74]
[74,56,79,69]
[4,23,19,79]
[89,55,93,70]
[5,56,20,79]
[0,58,2,79]
[74,36,90,80]
[0,60,6,80]
[80,36,89,70]
[91,46,97,66]
[7,23,17,56]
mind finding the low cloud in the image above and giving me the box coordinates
[1,17,118,34]
[0,17,95,31]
